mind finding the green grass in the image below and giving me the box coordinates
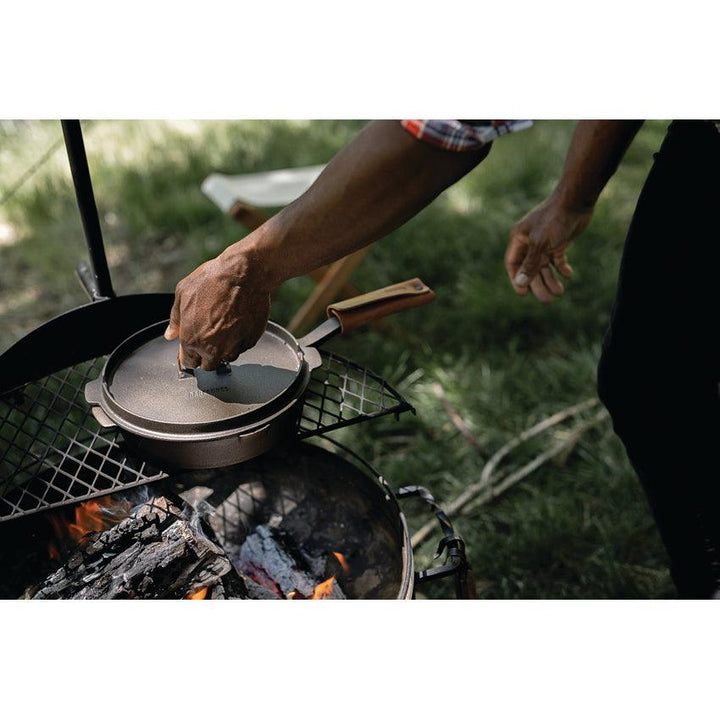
[0,119,675,598]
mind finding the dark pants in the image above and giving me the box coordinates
[597,120,720,598]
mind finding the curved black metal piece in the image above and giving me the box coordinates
[61,120,115,301]
[395,484,474,599]
[0,293,174,395]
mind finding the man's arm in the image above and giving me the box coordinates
[244,120,492,287]
[505,120,643,303]
[166,120,491,370]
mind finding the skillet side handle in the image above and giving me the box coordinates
[326,278,435,333]
[84,378,117,429]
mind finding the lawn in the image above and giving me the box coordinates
[0,119,675,598]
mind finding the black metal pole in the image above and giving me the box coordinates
[61,119,115,300]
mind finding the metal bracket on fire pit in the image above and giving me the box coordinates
[395,485,474,599]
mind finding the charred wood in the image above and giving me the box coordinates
[235,524,346,599]
[31,496,248,599]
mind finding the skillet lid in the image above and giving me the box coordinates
[88,279,436,437]
[98,321,316,434]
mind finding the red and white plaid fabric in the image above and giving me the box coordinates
[401,119,532,151]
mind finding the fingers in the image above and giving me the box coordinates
[540,265,564,296]
[526,264,564,304]
[200,354,225,372]
[506,226,574,305]
[552,252,574,279]
[515,237,545,290]
[183,338,246,373]
[505,230,531,296]
[200,358,217,372]
[181,341,237,372]
[178,344,201,370]
[529,273,553,304]
[164,294,181,341]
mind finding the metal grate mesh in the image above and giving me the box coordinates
[298,351,412,438]
[0,357,166,522]
[0,351,411,522]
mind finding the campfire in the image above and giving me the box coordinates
[0,441,468,600]
[37,490,352,600]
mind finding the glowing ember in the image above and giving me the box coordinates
[333,552,349,572]
[186,587,208,600]
[311,576,336,600]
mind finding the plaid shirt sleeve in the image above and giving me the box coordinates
[401,119,532,151]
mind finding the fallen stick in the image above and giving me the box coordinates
[476,398,599,492]
[411,400,605,550]
[460,409,608,516]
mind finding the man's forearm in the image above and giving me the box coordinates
[553,120,644,211]
[227,120,491,290]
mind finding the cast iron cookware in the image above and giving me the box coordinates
[85,278,434,469]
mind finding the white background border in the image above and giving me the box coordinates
[2,2,718,716]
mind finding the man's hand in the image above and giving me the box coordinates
[505,195,593,304]
[505,121,643,304]
[163,247,271,370]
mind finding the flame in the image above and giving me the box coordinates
[311,576,336,600]
[67,496,120,542]
[47,513,67,542]
[48,542,61,562]
[47,494,132,560]
[306,551,349,599]
[186,587,208,600]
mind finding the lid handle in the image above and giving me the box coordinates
[176,355,232,378]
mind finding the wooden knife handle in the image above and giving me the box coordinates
[327,278,435,333]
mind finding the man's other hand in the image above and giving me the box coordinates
[163,247,271,370]
[505,196,592,304]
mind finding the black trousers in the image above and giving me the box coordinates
[597,120,720,598]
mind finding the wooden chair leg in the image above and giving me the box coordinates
[227,202,365,330]
[287,247,370,334]
[307,266,361,303]
[229,201,269,231]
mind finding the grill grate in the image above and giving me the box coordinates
[0,351,412,522]
[298,351,411,438]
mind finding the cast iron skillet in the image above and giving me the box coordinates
[84,278,433,469]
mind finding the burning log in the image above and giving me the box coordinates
[30,496,248,599]
[235,524,347,599]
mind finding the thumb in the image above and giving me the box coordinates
[515,238,545,288]
[164,296,180,340]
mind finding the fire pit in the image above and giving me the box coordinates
[0,440,469,599]
[0,121,470,599]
